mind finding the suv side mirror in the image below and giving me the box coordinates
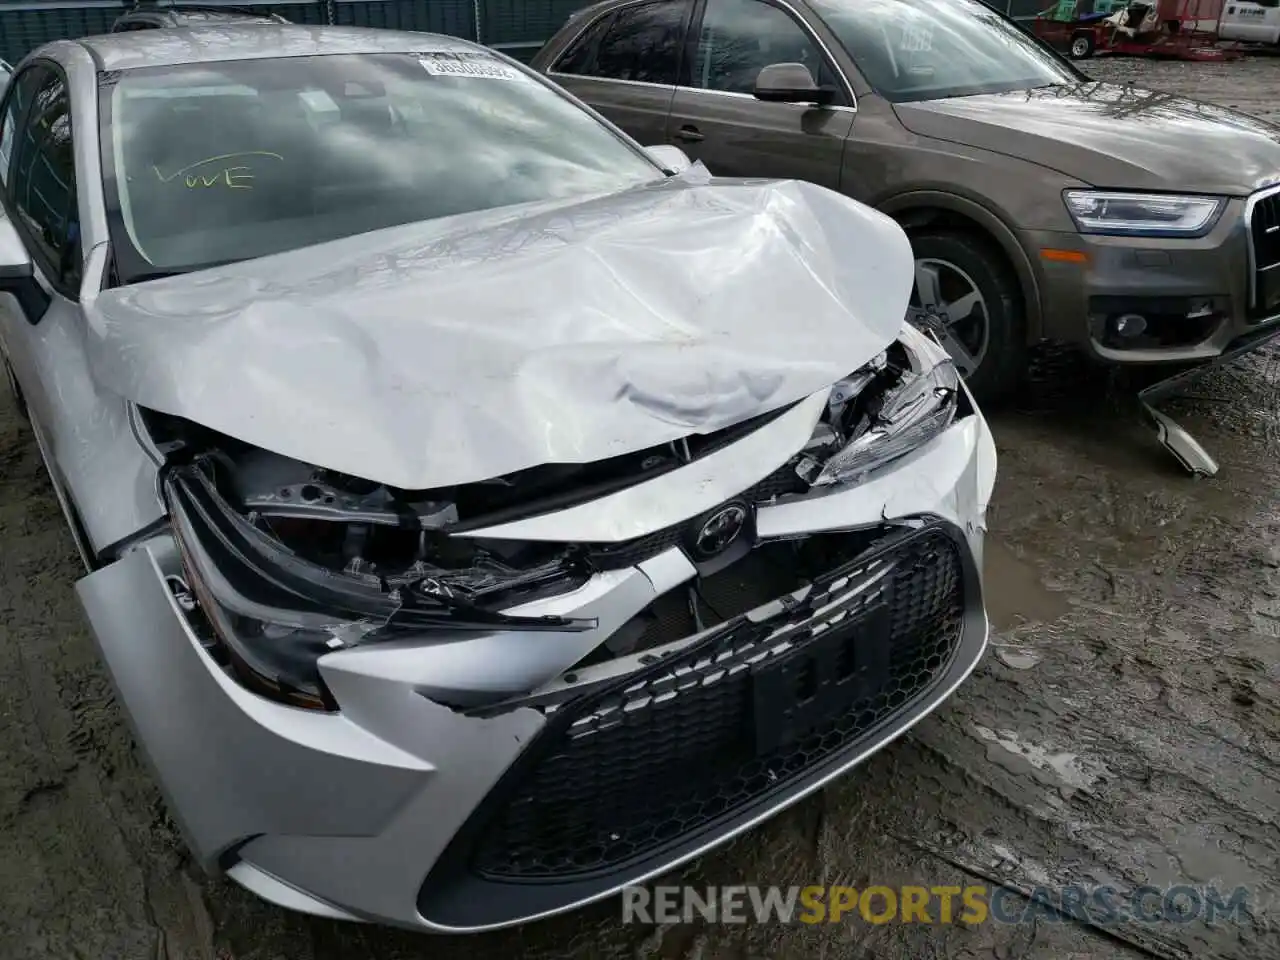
[0,218,50,322]
[754,62,835,106]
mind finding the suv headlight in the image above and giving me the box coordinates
[798,324,960,488]
[1063,190,1226,238]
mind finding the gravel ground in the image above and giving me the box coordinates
[2,54,1280,960]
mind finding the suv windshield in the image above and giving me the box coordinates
[101,51,661,279]
[808,0,1080,102]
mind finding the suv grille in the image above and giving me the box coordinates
[467,527,965,882]
[1248,189,1280,322]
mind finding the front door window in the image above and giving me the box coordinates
[688,0,846,102]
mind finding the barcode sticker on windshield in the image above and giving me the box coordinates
[419,53,526,81]
[900,21,933,52]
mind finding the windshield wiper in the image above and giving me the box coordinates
[124,257,240,286]
[127,269,187,285]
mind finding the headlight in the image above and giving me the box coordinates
[798,325,960,488]
[1062,190,1225,238]
[163,463,590,711]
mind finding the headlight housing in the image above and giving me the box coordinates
[797,324,960,488]
[164,462,590,711]
[1062,190,1226,238]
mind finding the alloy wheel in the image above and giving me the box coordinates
[906,258,990,379]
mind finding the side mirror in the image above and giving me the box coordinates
[754,62,835,106]
[644,143,693,175]
[0,218,50,322]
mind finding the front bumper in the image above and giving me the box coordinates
[75,414,995,933]
[1027,186,1280,363]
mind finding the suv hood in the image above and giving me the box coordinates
[895,82,1280,196]
[86,174,913,490]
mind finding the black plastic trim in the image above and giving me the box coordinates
[416,517,985,930]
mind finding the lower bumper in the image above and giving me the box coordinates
[417,522,986,929]
[75,416,994,932]
[1025,218,1280,363]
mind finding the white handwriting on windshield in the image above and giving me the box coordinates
[152,151,285,189]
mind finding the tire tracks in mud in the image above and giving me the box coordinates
[0,391,223,960]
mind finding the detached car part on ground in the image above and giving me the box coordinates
[534,0,1280,474]
[0,27,995,931]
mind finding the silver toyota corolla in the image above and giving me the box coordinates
[0,25,996,932]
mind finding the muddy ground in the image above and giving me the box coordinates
[2,54,1280,960]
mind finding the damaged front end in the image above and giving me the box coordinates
[147,324,969,714]
[75,322,992,931]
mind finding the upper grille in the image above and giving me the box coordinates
[467,527,966,882]
[1248,188,1280,322]
[585,460,808,570]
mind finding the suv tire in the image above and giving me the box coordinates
[907,230,1027,406]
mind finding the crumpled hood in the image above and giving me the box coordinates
[895,82,1280,196]
[86,172,914,489]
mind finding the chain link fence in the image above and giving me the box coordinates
[0,0,595,67]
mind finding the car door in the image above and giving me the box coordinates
[545,0,694,147]
[0,62,104,563]
[664,0,854,187]
[0,62,73,412]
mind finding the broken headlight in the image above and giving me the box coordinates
[799,324,959,488]
[163,462,590,711]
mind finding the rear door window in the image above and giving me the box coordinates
[556,1,690,85]
[553,13,618,74]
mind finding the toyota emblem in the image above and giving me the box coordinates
[693,503,748,558]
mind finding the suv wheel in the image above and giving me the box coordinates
[907,230,1026,405]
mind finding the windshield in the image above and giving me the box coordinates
[807,0,1080,102]
[101,51,662,279]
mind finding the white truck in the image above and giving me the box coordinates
[1219,0,1280,43]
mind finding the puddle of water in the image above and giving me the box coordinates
[973,725,1110,794]
[983,540,1072,631]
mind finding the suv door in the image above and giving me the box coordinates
[545,0,694,147]
[665,0,853,187]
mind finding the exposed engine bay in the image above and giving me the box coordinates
[142,332,963,710]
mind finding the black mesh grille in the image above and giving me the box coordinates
[469,528,965,881]
[1250,191,1280,322]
